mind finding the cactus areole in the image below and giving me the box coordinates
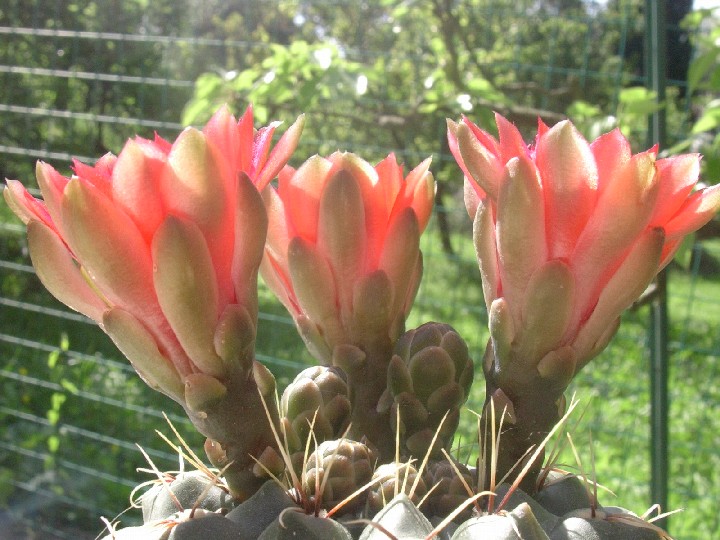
[4,104,719,539]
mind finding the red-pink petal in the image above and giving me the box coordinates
[663,183,720,240]
[250,122,280,178]
[35,162,70,229]
[203,105,240,175]
[590,128,631,197]
[366,154,402,265]
[495,113,528,164]
[462,116,500,157]
[27,219,107,323]
[72,154,116,200]
[61,178,155,312]
[457,121,503,200]
[280,155,333,243]
[650,154,701,227]
[236,105,255,174]
[111,138,166,243]
[254,114,305,191]
[4,179,53,227]
[536,120,598,259]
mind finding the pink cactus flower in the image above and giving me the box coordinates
[448,114,720,372]
[4,106,303,403]
[261,152,435,362]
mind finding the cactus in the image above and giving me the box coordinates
[302,438,377,514]
[367,460,427,514]
[421,458,474,520]
[141,470,234,523]
[378,322,474,459]
[279,365,352,470]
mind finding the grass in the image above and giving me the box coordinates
[0,211,718,539]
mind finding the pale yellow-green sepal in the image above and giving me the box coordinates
[496,155,546,317]
[152,215,224,378]
[288,237,343,347]
[163,127,226,230]
[379,207,420,323]
[232,172,268,317]
[61,178,155,310]
[473,199,499,313]
[27,219,107,323]
[214,303,256,375]
[184,372,228,414]
[103,307,184,402]
[518,260,575,363]
[350,270,393,344]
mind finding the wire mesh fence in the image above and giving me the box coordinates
[0,1,718,539]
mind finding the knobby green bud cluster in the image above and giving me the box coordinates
[378,322,474,458]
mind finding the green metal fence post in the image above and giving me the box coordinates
[645,0,669,530]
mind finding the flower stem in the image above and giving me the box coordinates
[480,341,563,495]
[333,339,396,461]
[184,369,281,501]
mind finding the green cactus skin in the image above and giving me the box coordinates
[258,509,353,540]
[111,466,670,540]
[492,483,560,533]
[332,341,397,462]
[141,470,234,523]
[167,513,245,540]
[184,361,282,502]
[225,480,299,539]
[548,514,665,540]
[534,471,594,516]
[359,494,435,540]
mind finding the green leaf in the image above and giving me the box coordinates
[59,332,69,352]
[47,350,60,369]
[47,411,60,426]
[672,233,696,271]
[60,379,79,395]
[619,87,660,116]
[688,51,719,93]
[567,100,602,119]
[0,469,14,505]
[691,102,720,134]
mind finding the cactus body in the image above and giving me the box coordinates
[141,470,233,522]
[303,438,377,513]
